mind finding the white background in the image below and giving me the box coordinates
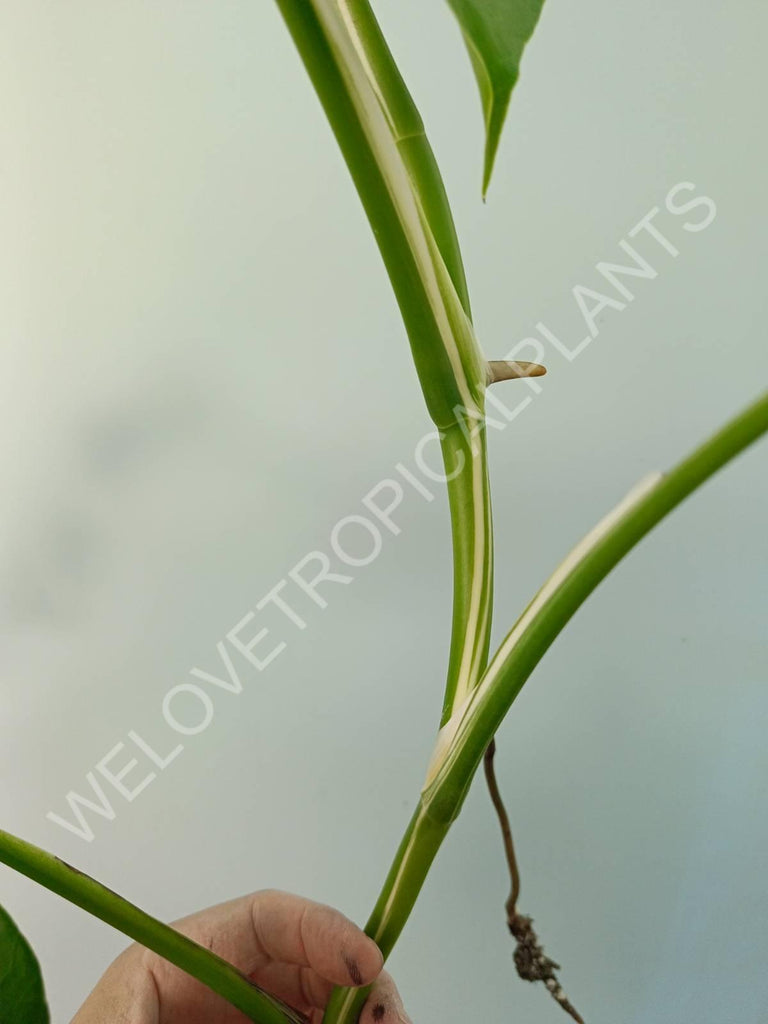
[1,2,767,1021]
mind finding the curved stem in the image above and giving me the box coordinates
[0,829,301,1024]
[325,390,768,1024]
[425,389,768,816]
[439,424,494,726]
[325,425,495,1024]
[273,15,499,1019]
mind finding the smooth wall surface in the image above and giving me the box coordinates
[1,2,767,1022]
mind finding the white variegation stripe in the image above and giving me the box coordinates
[451,443,492,709]
[370,824,421,944]
[299,12,497,1005]
[423,471,664,792]
[318,1,486,418]
[318,0,495,730]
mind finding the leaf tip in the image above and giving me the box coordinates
[480,85,513,200]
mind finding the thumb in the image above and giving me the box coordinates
[360,971,412,1024]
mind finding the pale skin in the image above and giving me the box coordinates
[72,890,411,1024]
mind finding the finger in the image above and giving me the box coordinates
[71,948,159,1024]
[361,971,412,1024]
[253,966,412,1023]
[250,890,384,988]
[170,889,382,992]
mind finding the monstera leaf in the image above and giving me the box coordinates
[445,0,547,195]
[0,904,49,1024]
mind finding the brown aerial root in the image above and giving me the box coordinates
[484,739,584,1024]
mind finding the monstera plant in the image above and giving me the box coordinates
[2,2,766,1022]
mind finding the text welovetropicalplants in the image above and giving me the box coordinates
[1,3,766,1022]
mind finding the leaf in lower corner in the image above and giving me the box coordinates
[444,0,547,197]
[0,904,50,1024]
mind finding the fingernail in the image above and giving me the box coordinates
[342,953,363,986]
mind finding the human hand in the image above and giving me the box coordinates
[72,890,411,1024]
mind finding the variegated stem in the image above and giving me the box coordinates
[274,7,499,1023]
[273,0,495,717]
[439,424,494,726]
[324,390,768,1024]
[275,0,485,430]
[0,829,301,1024]
[423,390,768,816]
[321,803,446,1024]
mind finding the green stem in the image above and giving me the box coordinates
[274,0,494,725]
[439,424,494,725]
[275,0,497,941]
[0,829,301,1024]
[426,389,768,816]
[325,390,768,1024]
[335,0,472,317]
[273,7,498,1022]
[323,802,448,1024]
[274,0,484,430]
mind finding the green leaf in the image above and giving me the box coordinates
[445,0,547,196]
[0,904,49,1024]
